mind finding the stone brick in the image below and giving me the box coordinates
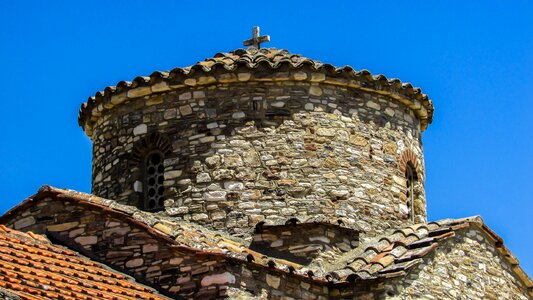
[133,124,147,136]
[151,81,170,93]
[196,173,212,183]
[179,105,192,116]
[237,73,251,81]
[200,272,236,287]
[203,191,227,201]
[143,244,158,253]
[293,71,308,81]
[74,235,97,246]
[127,86,152,98]
[14,216,35,229]
[125,258,144,268]
[366,101,381,110]
[166,170,182,179]
[47,222,79,232]
[310,73,325,82]
[309,86,323,96]
[266,274,281,289]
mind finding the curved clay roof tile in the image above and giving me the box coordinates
[104,86,116,94]
[149,71,168,78]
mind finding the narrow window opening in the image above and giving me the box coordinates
[252,100,259,111]
[144,150,165,211]
[405,163,417,222]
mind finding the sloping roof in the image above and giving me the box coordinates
[0,224,169,300]
[0,186,311,278]
[322,216,533,296]
[2,186,531,297]
[78,47,434,135]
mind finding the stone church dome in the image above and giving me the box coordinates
[78,43,434,238]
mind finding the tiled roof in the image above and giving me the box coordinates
[78,47,434,134]
[1,186,309,277]
[0,224,169,300]
[322,216,533,295]
[2,186,531,296]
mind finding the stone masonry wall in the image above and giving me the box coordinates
[90,79,426,238]
[250,223,359,265]
[384,228,531,300]
[3,196,384,300]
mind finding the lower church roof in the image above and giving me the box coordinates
[0,224,169,300]
[1,185,531,299]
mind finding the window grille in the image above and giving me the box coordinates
[144,150,165,211]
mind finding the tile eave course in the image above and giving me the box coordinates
[77,48,434,137]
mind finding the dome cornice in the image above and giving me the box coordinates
[78,48,434,137]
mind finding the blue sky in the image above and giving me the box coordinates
[1,1,532,275]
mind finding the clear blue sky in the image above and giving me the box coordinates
[1,1,532,275]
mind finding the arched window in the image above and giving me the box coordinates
[143,150,165,211]
[405,162,417,222]
[130,132,172,211]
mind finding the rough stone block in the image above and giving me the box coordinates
[127,86,152,98]
[151,81,170,93]
[133,124,147,136]
[142,244,158,253]
[125,258,144,268]
[74,235,97,246]
[310,73,326,82]
[14,217,36,230]
[179,105,193,116]
[166,170,183,179]
[309,86,323,96]
[201,272,236,287]
[293,71,308,81]
[204,191,227,201]
[266,274,281,289]
[237,73,251,81]
[47,222,79,232]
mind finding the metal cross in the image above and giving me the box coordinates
[243,26,270,49]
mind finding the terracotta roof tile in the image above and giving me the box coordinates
[323,215,533,298]
[0,226,169,300]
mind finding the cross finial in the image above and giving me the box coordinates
[243,26,270,49]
